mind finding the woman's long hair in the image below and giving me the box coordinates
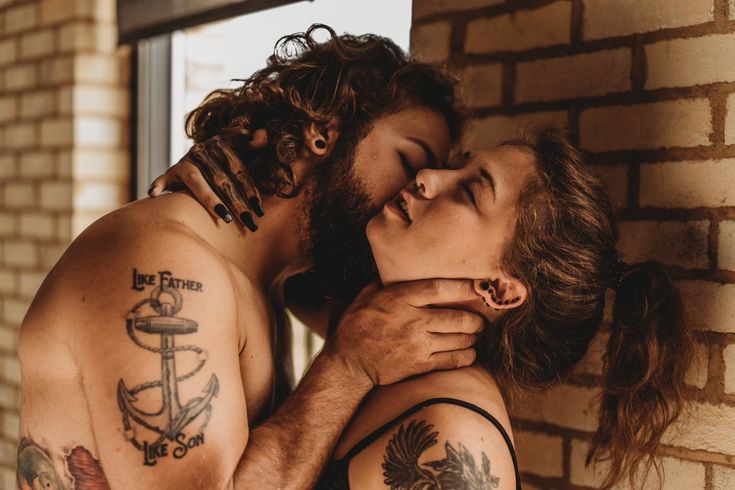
[480,126,694,488]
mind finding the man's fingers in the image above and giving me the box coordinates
[397,278,480,308]
[427,347,477,371]
[428,333,479,352]
[423,308,485,334]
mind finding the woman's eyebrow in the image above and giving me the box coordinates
[479,167,497,202]
[407,137,438,169]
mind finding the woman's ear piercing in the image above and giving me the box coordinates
[315,139,327,149]
[480,281,490,290]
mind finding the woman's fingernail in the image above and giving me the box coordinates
[240,212,258,232]
[147,184,155,196]
[214,204,233,223]
[249,197,264,217]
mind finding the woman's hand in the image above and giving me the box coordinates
[148,130,268,231]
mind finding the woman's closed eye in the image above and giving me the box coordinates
[399,153,417,178]
[462,181,477,206]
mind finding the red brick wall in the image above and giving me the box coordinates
[411,0,735,488]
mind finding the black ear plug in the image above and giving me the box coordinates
[315,139,326,149]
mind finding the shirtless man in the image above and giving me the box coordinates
[16,26,483,489]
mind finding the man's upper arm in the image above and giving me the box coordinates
[73,236,247,489]
[347,404,519,489]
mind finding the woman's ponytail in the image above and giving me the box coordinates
[586,260,694,488]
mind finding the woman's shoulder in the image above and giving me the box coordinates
[332,366,519,489]
[334,366,514,458]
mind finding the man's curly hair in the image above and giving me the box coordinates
[184,24,465,198]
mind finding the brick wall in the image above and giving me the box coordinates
[0,0,129,484]
[411,0,735,488]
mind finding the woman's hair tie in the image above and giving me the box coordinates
[608,250,627,290]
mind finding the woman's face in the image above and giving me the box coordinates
[366,145,538,286]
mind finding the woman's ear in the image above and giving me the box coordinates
[473,275,528,310]
[304,118,340,157]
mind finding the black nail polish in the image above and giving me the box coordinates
[249,197,264,217]
[214,204,232,223]
[147,184,155,196]
[480,280,490,290]
[240,212,258,232]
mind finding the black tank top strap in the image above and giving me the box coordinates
[338,397,521,489]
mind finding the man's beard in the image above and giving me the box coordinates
[298,141,382,304]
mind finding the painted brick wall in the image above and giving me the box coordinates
[0,0,129,485]
[411,0,735,488]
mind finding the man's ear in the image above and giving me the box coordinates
[304,118,340,157]
[472,274,528,310]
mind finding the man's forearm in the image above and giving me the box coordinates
[232,347,373,489]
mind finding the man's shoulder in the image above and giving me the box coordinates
[22,202,240,341]
[56,196,233,286]
[74,198,225,266]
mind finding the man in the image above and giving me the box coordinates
[17,26,483,489]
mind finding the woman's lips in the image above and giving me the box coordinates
[386,199,411,223]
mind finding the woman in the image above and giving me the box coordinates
[151,125,693,489]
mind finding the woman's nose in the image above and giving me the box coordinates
[415,168,452,199]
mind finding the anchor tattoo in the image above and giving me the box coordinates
[117,282,219,466]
